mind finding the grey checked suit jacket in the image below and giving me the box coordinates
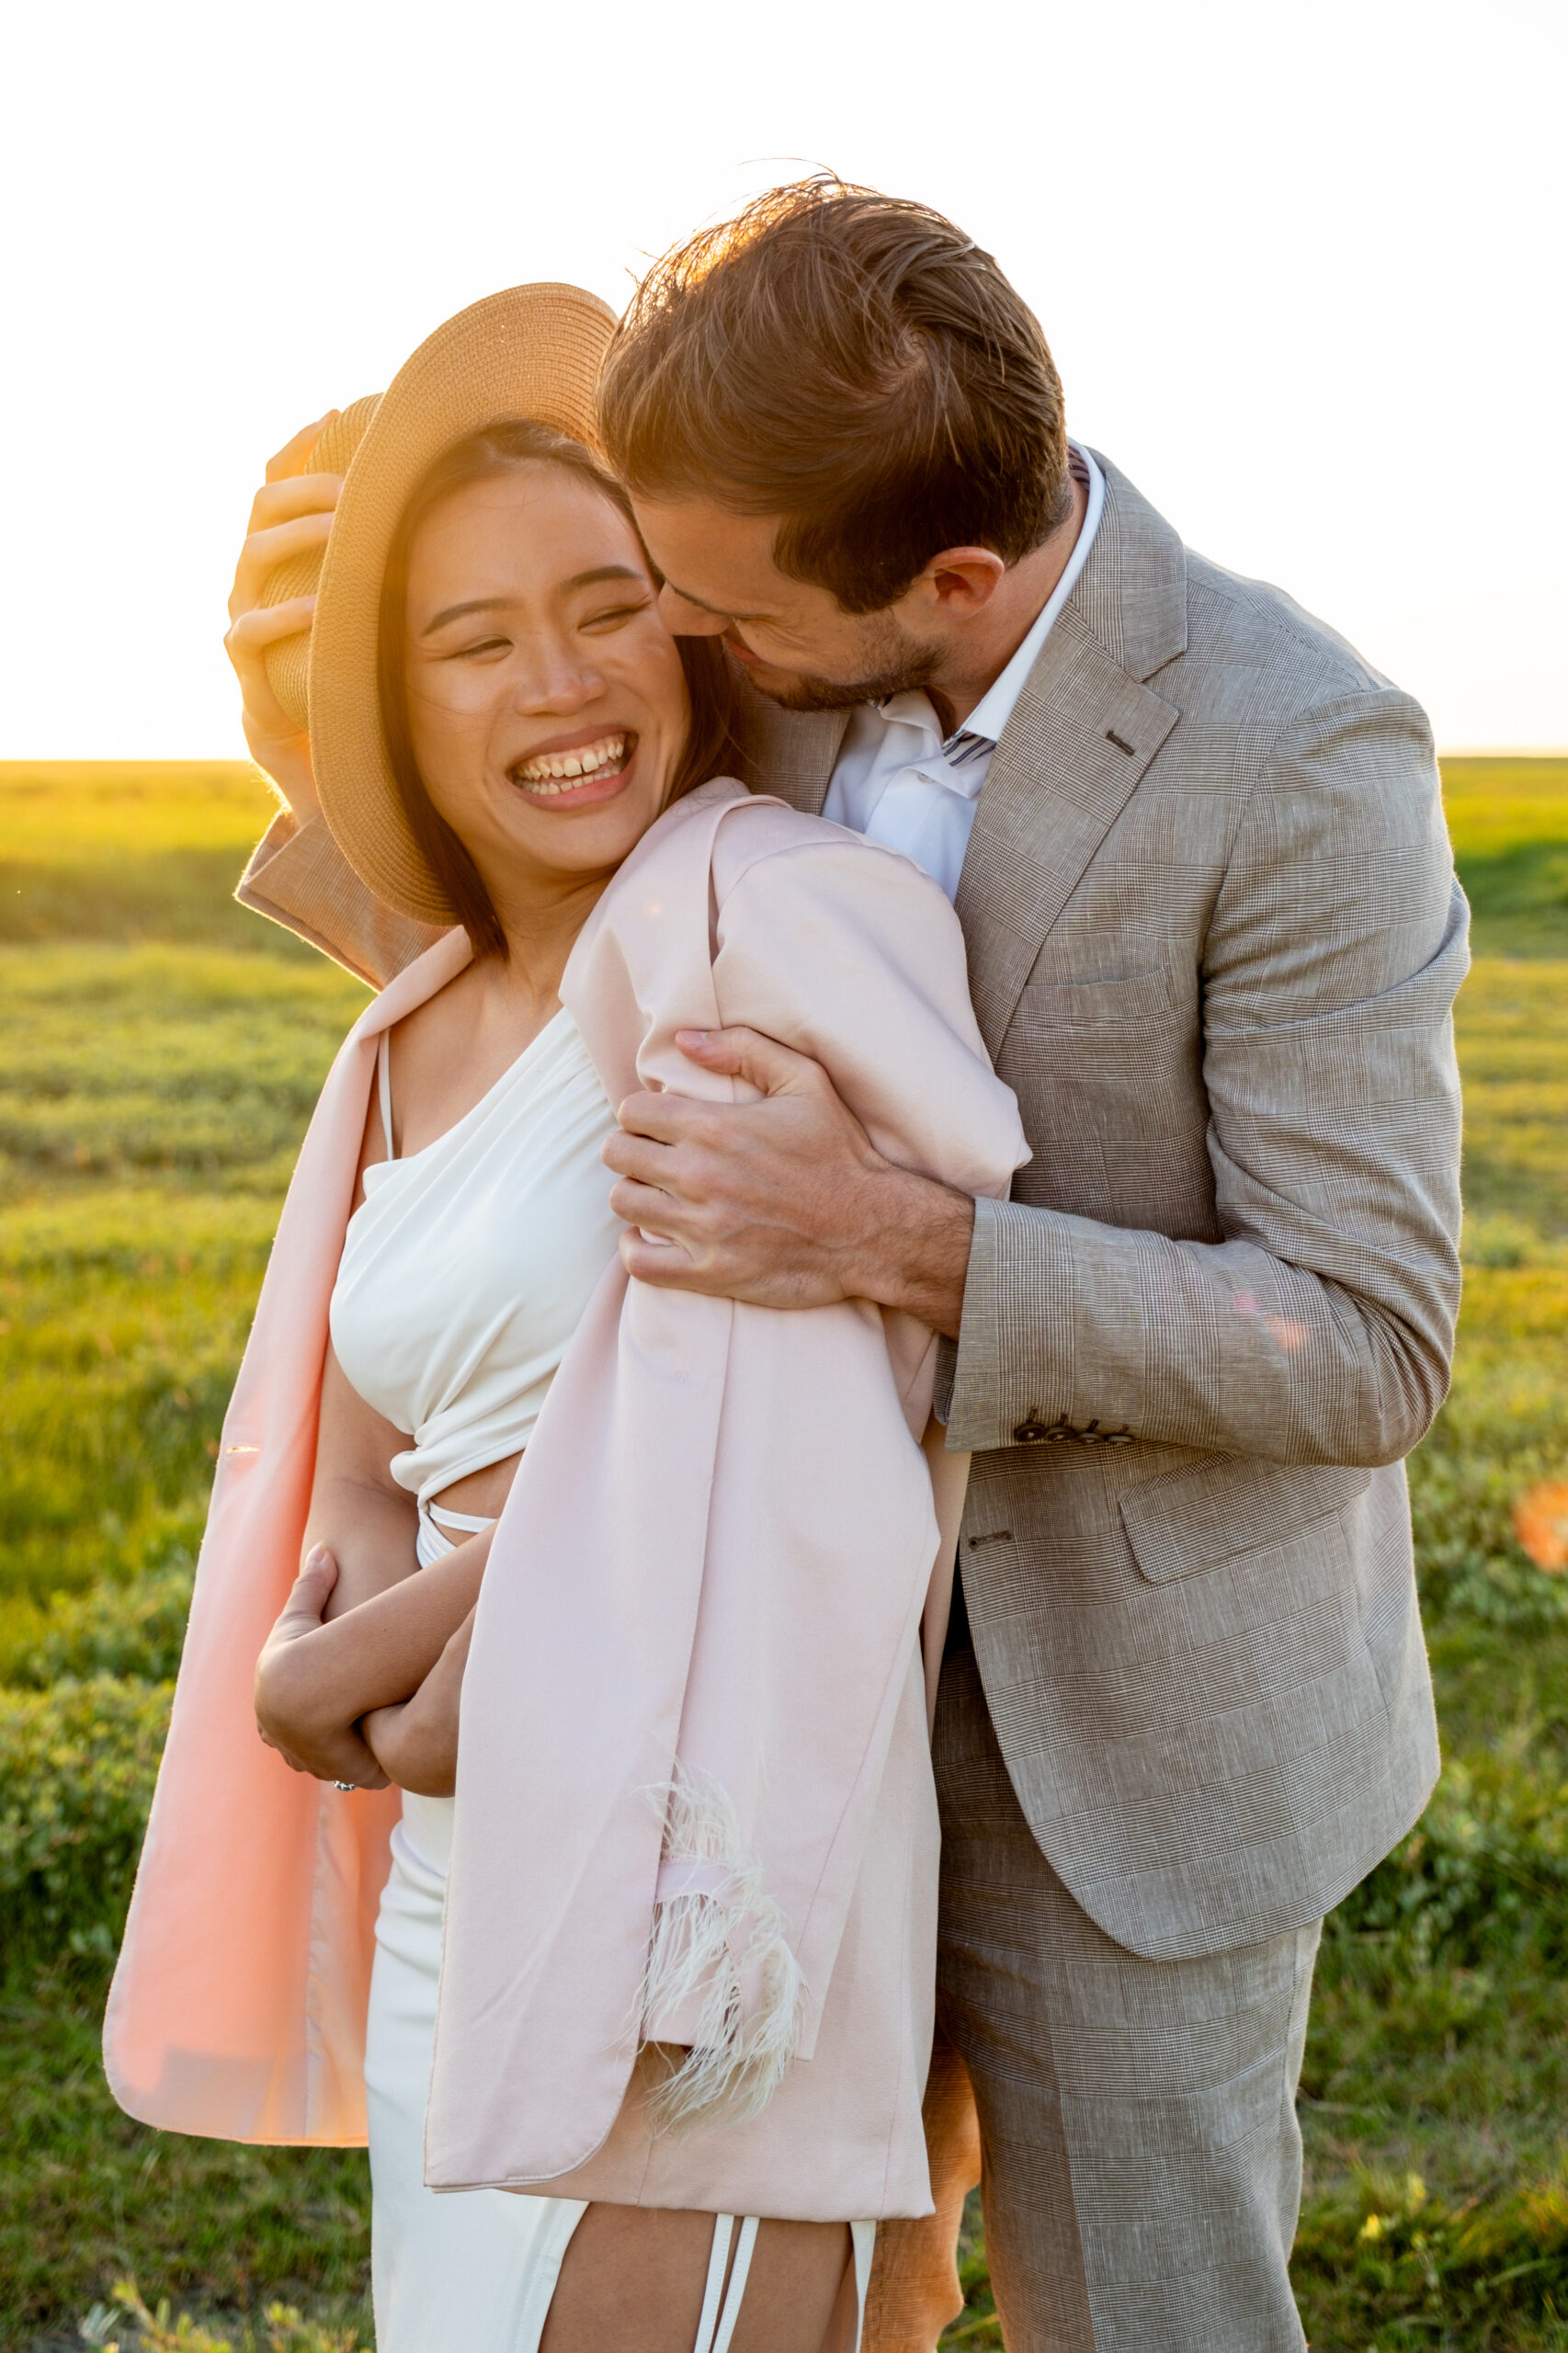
[240,454,1466,1963]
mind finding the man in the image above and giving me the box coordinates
[228,182,1466,2351]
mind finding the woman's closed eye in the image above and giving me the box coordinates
[437,597,651,662]
[579,593,655,634]
[441,633,511,664]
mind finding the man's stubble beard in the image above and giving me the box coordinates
[727,613,941,715]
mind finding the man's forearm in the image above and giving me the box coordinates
[848,1165,975,1341]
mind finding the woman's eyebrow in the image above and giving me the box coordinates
[561,564,647,593]
[422,597,506,636]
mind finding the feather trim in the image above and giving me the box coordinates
[637,1765,805,2135]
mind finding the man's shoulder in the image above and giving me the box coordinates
[1074,456,1440,828]
[1087,454,1393,710]
[1182,548,1395,709]
[1092,452,1421,738]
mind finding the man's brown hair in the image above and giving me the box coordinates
[598,178,1072,617]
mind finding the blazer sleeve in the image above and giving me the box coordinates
[235,810,445,989]
[943,686,1470,1467]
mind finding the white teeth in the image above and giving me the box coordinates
[517,733,626,789]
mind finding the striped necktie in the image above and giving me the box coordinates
[942,728,994,775]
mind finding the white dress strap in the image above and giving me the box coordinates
[709,2215,760,2353]
[377,1028,395,1162]
[426,1502,498,1536]
[692,2215,735,2353]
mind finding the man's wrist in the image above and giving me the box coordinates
[846,1165,974,1338]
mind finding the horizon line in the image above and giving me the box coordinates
[3,746,1567,770]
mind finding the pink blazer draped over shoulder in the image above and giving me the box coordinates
[106,780,1028,2222]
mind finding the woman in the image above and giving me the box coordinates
[106,287,1026,2353]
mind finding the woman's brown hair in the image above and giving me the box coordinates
[377,418,740,958]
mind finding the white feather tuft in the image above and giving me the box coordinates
[636,1765,804,2136]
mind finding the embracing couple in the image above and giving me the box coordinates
[106,181,1467,2353]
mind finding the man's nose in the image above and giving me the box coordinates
[657,582,729,638]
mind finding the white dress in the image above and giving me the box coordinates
[330,1009,874,2353]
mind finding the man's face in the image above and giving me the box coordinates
[631,495,938,711]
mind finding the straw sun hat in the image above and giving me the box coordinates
[258,283,619,923]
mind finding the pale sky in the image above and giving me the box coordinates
[2,0,1562,758]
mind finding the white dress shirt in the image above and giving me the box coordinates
[822,446,1106,903]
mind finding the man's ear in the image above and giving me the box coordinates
[907,547,1008,620]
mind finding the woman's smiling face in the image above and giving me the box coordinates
[401,461,691,898]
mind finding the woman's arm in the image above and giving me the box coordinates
[254,1345,490,1779]
[255,1538,492,1783]
[253,1552,389,1787]
[361,1607,476,1797]
[304,1346,420,1618]
[260,1529,492,1749]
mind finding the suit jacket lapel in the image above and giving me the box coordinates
[956,461,1185,1056]
[1074,449,1188,686]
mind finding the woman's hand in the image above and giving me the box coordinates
[223,415,342,822]
[362,1609,475,1797]
[254,1547,390,1789]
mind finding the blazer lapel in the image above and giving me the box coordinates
[956,607,1178,1057]
[954,457,1186,1056]
[1074,449,1188,686]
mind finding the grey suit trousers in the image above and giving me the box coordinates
[935,1643,1319,2353]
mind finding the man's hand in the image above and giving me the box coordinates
[223,415,342,822]
[254,1548,389,1790]
[602,1028,976,1337]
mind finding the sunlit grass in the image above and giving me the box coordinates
[0,762,309,954]
[0,944,365,1193]
[1443,756,1568,961]
[0,763,277,864]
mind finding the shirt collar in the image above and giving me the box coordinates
[960,443,1107,748]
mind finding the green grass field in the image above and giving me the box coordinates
[2,756,1566,2350]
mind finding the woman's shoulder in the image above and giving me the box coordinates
[704,780,946,911]
[584,777,960,990]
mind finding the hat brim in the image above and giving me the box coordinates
[260,396,383,737]
[305,283,619,926]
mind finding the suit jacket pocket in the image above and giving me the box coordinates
[1119,1455,1374,1585]
[1016,967,1174,1029]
